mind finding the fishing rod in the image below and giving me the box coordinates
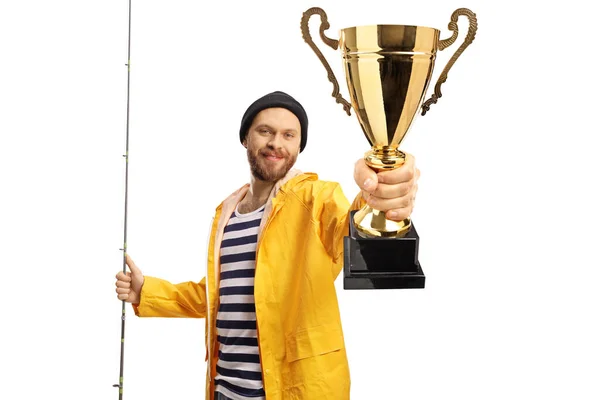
[113,0,132,398]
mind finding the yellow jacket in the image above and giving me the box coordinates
[133,169,365,399]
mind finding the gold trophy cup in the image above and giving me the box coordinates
[301,7,477,289]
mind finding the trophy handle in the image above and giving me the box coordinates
[421,8,478,116]
[301,7,352,116]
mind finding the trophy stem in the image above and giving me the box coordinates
[364,146,406,171]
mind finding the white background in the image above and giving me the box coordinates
[1,0,599,399]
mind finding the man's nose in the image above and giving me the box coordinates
[267,133,283,149]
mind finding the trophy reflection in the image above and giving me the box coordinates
[301,7,477,289]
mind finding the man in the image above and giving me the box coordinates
[115,91,419,400]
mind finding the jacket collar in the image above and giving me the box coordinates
[216,167,307,222]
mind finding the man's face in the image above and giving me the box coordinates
[244,107,301,182]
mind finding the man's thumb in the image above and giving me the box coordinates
[125,253,142,275]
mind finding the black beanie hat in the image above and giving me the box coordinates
[239,91,308,153]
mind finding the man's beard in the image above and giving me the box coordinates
[247,146,297,183]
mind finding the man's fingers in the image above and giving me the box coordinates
[385,206,413,222]
[368,182,418,211]
[371,181,413,199]
[116,287,130,295]
[115,271,131,282]
[116,280,130,288]
[383,185,417,221]
[367,194,412,211]
[377,153,415,184]
[354,158,378,193]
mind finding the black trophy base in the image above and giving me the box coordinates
[343,210,425,290]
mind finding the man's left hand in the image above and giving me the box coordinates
[353,153,420,221]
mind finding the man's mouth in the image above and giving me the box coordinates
[262,152,285,162]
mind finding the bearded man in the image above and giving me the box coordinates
[115,91,419,400]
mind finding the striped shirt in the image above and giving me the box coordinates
[214,204,266,400]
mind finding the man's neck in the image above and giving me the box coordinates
[238,175,275,214]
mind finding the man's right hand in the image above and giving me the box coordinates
[115,254,145,304]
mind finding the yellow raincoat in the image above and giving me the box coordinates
[133,169,365,399]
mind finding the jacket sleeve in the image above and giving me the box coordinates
[131,275,208,318]
[317,182,367,279]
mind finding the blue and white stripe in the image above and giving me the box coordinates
[214,205,265,400]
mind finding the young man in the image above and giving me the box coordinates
[115,91,419,400]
